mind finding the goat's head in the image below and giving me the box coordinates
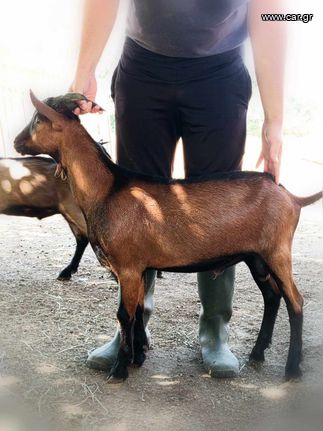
[14,91,102,158]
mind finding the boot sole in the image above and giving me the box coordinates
[86,358,114,371]
[208,368,239,379]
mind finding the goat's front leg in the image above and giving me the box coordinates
[133,303,148,367]
[108,272,144,383]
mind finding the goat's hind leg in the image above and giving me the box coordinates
[278,280,303,380]
[246,256,281,363]
[268,256,304,380]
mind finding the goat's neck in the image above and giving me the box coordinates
[60,126,114,216]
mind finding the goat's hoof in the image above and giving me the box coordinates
[57,273,72,281]
[107,366,128,383]
[285,366,302,381]
[133,351,146,367]
[107,374,126,384]
[249,349,265,363]
[57,267,75,281]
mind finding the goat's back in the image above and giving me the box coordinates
[0,157,62,217]
[100,174,300,271]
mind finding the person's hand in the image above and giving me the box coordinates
[256,121,283,184]
[70,72,102,115]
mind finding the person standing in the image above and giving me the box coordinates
[71,0,286,378]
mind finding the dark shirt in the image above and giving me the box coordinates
[126,0,248,58]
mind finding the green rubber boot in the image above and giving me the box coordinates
[198,267,239,378]
[87,270,156,371]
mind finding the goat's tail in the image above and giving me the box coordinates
[291,191,323,208]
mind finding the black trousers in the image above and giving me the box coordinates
[112,37,252,177]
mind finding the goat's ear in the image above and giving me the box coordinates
[30,90,65,126]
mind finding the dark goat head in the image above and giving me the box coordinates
[14,91,103,159]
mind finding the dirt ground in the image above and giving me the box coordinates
[0,203,322,431]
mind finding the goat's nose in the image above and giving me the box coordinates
[14,137,25,153]
[14,138,21,148]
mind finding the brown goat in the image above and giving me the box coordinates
[0,156,88,280]
[14,92,322,383]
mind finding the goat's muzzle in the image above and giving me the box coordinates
[14,138,25,154]
[14,138,28,155]
[14,125,30,155]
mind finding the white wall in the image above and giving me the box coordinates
[0,0,125,156]
[0,0,322,167]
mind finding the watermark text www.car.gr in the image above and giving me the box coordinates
[261,14,313,23]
